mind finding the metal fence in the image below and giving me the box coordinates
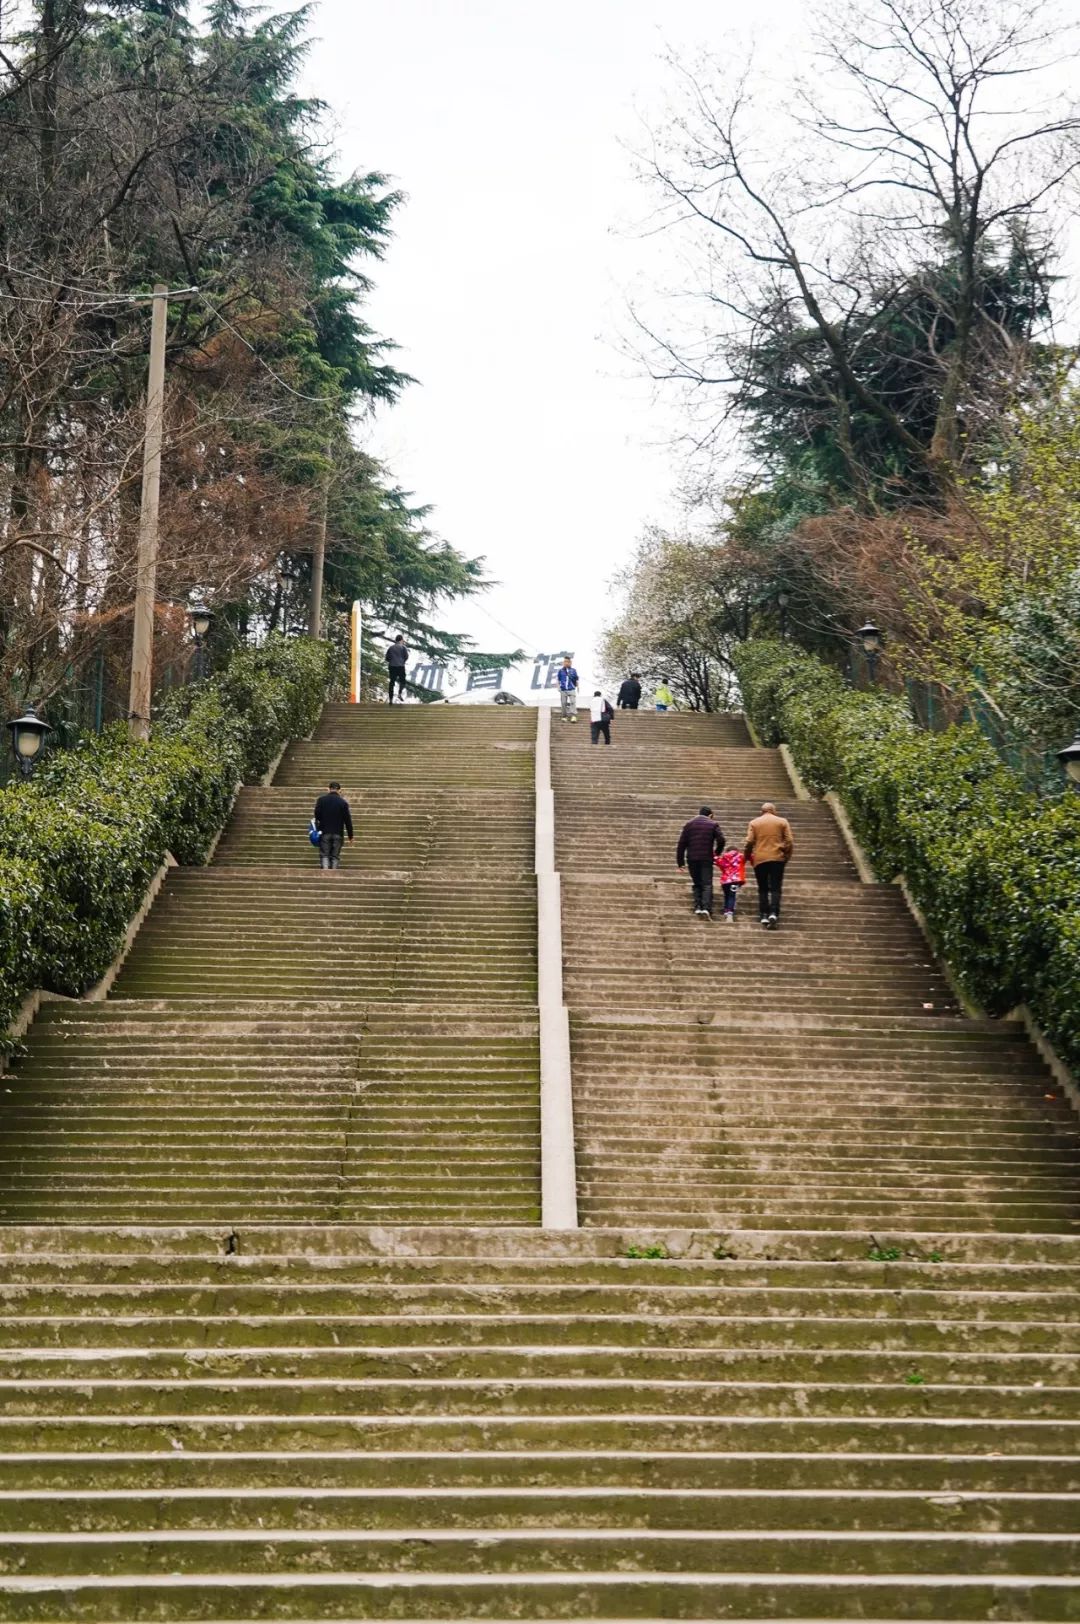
[848,650,1061,795]
[0,649,188,787]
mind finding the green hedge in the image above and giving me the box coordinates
[0,635,333,1033]
[734,640,1080,1070]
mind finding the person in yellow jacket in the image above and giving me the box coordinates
[654,680,675,711]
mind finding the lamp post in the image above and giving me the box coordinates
[7,706,51,778]
[277,559,302,635]
[858,621,883,684]
[189,602,212,681]
[778,591,790,639]
[1057,732,1080,788]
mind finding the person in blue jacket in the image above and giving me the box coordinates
[557,656,579,723]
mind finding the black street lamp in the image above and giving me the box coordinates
[857,621,883,683]
[274,561,303,636]
[189,603,212,681]
[7,705,51,778]
[1057,732,1080,788]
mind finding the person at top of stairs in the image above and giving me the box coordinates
[654,677,675,710]
[385,633,409,703]
[312,779,354,871]
[557,655,579,722]
[745,799,794,930]
[677,805,724,919]
[616,671,641,708]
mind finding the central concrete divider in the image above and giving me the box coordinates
[535,706,577,1230]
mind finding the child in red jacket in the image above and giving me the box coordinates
[716,845,746,921]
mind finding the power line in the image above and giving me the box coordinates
[0,261,196,303]
[197,292,335,406]
[1,270,336,408]
[469,596,544,654]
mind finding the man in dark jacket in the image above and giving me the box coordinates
[313,781,354,870]
[386,635,409,703]
[617,673,642,710]
[676,805,724,918]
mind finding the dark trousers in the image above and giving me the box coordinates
[687,858,714,915]
[722,882,741,916]
[590,719,611,744]
[755,860,786,920]
[319,832,344,870]
[619,701,639,710]
[388,667,407,701]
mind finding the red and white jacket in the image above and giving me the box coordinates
[716,850,746,885]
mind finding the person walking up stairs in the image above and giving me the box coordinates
[677,803,724,918]
[312,778,353,869]
[745,798,795,928]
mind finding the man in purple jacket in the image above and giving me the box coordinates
[676,805,724,919]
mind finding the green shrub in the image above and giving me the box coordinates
[0,857,46,1033]
[0,635,334,1026]
[160,633,330,783]
[734,640,1080,1070]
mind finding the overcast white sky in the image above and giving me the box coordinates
[297,0,805,685]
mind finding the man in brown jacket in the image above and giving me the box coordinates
[745,802,794,930]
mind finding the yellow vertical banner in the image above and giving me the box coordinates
[349,602,362,703]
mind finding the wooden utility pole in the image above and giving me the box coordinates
[128,285,169,741]
[308,446,330,639]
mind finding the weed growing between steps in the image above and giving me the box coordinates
[0,635,333,1029]
[735,639,1080,1073]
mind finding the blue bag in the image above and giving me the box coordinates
[308,820,321,847]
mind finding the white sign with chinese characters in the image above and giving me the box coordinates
[406,651,593,705]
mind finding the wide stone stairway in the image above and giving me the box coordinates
[555,710,1079,1232]
[0,705,541,1224]
[0,701,1076,1620]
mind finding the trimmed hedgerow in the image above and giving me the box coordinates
[0,857,46,1033]
[734,639,1080,1072]
[0,634,333,1031]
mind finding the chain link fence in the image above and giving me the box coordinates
[848,649,1061,795]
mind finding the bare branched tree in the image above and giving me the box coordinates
[637,0,1080,492]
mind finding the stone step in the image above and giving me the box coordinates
[3,1572,1078,1619]
[0,1411,1075,1451]
[2,1300,1077,1347]
[1,1485,1076,1534]
[3,1525,1080,1585]
[6,1377,1080,1422]
[0,1447,1073,1495]
[3,1345,1078,1384]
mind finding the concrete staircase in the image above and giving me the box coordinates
[0,1224,1079,1619]
[554,708,1080,1233]
[0,700,1076,1620]
[0,705,541,1225]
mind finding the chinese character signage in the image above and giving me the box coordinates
[395,650,586,705]
[408,660,448,694]
[530,652,574,691]
[465,666,504,691]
